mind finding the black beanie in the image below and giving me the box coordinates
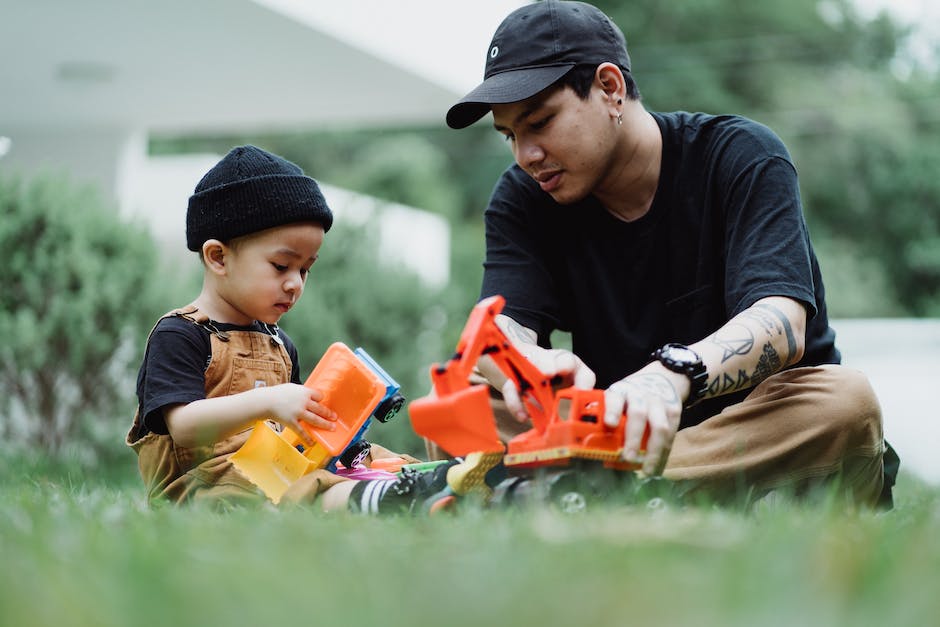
[186,145,333,251]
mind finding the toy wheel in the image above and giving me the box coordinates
[373,393,405,423]
[545,471,592,514]
[339,439,372,469]
[556,490,587,514]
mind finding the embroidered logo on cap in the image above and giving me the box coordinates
[490,45,499,58]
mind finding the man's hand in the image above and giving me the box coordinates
[478,314,597,422]
[603,362,686,476]
[500,347,596,421]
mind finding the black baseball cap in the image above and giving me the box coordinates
[446,0,631,129]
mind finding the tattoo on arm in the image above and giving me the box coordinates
[706,343,781,395]
[707,322,755,363]
[704,301,796,395]
[501,317,537,345]
[708,369,751,396]
[742,303,797,365]
[751,342,782,385]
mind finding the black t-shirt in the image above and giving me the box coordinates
[481,111,839,426]
[135,316,301,435]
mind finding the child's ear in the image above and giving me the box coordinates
[202,239,228,275]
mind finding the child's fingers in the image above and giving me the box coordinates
[300,411,337,431]
[288,420,316,447]
[305,396,337,421]
[305,386,326,402]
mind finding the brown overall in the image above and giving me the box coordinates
[125,305,343,506]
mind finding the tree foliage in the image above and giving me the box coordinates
[0,174,166,459]
[276,223,447,455]
[591,0,939,316]
[159,0,939,318]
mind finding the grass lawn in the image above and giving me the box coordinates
[1,458,937,627]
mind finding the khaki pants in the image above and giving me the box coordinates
[426,365,886,507]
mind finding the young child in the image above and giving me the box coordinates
[126,145,498,513]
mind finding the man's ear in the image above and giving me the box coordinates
[202,239,228,275]
[595,62,626,104]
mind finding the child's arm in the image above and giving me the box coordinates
[164,382,337,448]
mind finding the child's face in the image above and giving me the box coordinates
[219,222,324,325]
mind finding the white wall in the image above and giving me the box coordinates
[0,129,134,197]
[833,318,940,485]
[118,151,451,287]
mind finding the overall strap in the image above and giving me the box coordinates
[170,304,231,341]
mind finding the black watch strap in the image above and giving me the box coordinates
[651,343,708,408]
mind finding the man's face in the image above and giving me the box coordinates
[492,84,615,205]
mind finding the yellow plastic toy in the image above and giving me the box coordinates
[230,342,386,503]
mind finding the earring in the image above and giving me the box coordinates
[617,113,623,125]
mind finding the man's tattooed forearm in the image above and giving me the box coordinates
[738,306,779,337]
[742,303,797,365]
[707,322,755,363]
[708,369,751,395]
[702,302,794,397]
[751,342,782,384]
[706,343,781,394]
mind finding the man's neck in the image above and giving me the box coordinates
[594,107,662,223]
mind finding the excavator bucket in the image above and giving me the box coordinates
[230,422,318,505]
[409,384,504,457]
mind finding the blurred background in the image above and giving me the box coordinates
[1,0,937,484]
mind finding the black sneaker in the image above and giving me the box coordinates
[384,460,457,514]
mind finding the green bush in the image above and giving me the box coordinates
[0,173,165,463]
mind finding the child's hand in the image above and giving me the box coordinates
[265,383,338,446]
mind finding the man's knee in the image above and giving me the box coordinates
[815,365,883,447]
[813,366,887,504]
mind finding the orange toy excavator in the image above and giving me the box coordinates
[409,295,647,471]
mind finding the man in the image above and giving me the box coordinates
[443,0,896,507]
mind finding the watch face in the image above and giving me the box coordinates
[664,345,697,364]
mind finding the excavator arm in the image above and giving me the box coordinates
[410,296,645,469]
[410,295,552,456]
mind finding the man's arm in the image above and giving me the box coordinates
[477,297,805,476]
[606,296,807,475]
[695,296,806,400]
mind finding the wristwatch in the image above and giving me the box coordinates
[651,343,708,408]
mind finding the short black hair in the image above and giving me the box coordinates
[555,63,641,101]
